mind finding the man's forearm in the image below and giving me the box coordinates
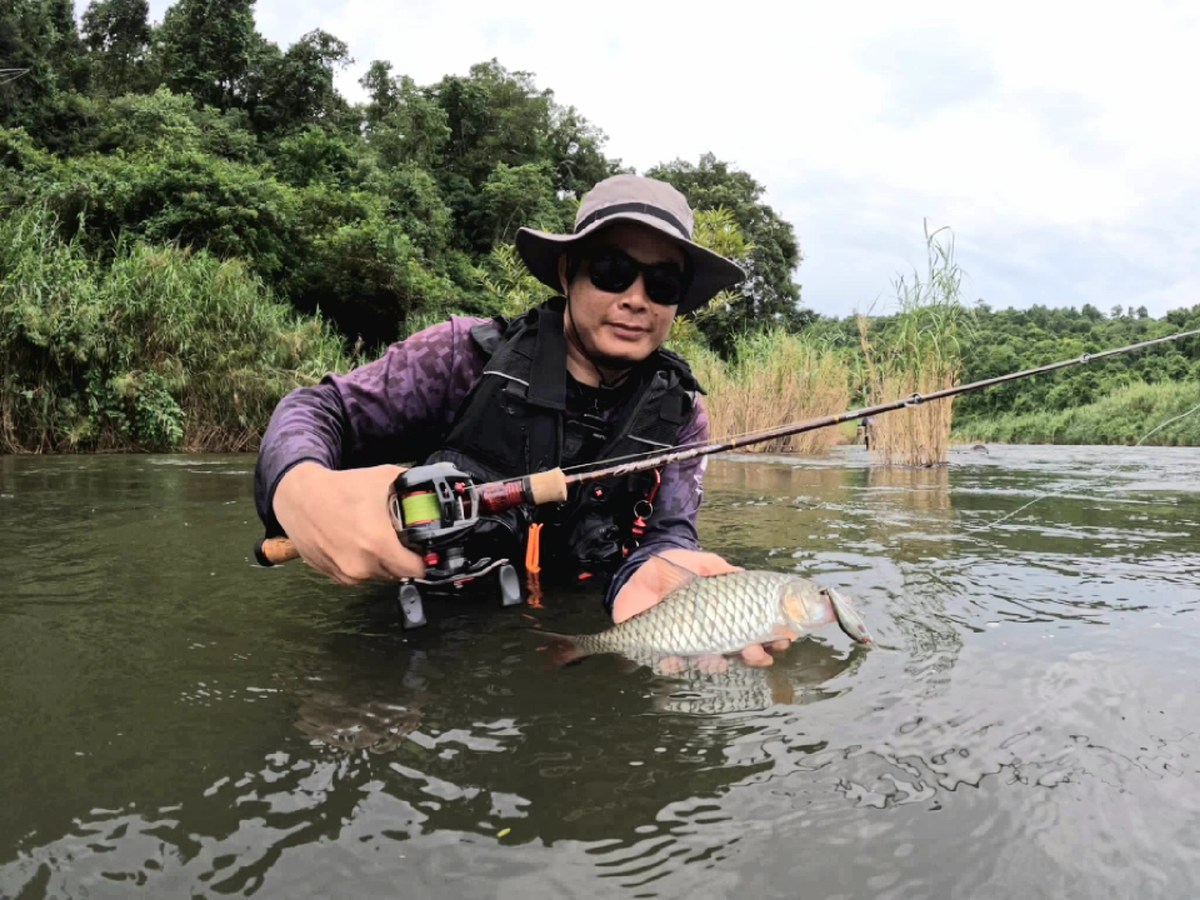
[254,380,350,535]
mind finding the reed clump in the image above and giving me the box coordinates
[858,222,966,466]
[687,328,852,454]
[0,206,350,453]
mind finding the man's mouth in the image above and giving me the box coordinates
[607,322,647,337]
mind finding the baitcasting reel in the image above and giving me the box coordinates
[252,463,567,629]
[387,462,522,629]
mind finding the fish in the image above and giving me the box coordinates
[541,557,872,666]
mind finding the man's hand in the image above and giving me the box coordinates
[272,462,426,585]
[612,548,792,670]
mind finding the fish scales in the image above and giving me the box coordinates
[580,571,798,657]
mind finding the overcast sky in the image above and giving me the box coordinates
[137,0,1199,320]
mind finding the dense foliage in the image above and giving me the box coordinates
[1,0,1196,452]
[809,300,1200,445]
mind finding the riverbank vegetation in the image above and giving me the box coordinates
[856,224,966,466]
[688,331,852,456]
[2,1,1198,456]
[0,205,347,453]
[957,381,1200,447]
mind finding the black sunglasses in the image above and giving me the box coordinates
[580,247,688,306]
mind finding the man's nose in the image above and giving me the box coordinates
[619,273,651,307]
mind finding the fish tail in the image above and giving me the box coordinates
[536,631,592,668]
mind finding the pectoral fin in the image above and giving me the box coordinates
[649,553,705,596]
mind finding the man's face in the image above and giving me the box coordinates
[558,222,686,378]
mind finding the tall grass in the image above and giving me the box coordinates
[858,222,966,466]
[477,242,546,320]
[685,328,852,454]
[0,206,351,453]
[956,380,1200,446]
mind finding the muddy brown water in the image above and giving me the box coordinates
[1,445,1197,898]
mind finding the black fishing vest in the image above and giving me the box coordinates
[425,296,701,585]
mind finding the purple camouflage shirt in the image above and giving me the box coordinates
[254,313,711,614]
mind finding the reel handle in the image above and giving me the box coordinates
[254,536,299,566]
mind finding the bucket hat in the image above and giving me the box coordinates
[515,174,746,315]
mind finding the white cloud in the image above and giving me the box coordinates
[136,0,1200,318]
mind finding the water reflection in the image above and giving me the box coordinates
[2,449,1199,898]
[262,592,864,849]
[645,640,868,716]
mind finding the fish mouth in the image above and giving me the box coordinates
[823,586,872,644]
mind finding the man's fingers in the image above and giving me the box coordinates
[695,654,728,674]
[654,655,688,675]
[377,544,426,581]
[271,462,419,586]
[740,644,774,667]
[296,542,404,586]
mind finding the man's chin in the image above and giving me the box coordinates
[590,347,650,371]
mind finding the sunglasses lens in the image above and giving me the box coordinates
[588,251,639,294]
[587,249,684,306]
[643,267,683,305]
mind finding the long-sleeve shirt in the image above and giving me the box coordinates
[254,313,711,614]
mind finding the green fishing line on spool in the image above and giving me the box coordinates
[400,490,441,526]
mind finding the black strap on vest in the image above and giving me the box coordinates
[527,304,567,411]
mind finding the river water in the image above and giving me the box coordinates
[1,445,1197,898]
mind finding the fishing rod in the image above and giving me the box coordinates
[562,326,1200,485]
[254,327,1200,569]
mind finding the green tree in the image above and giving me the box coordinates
[157,0,259,110]
[434,61,549,183]
[270,125,357,188]
[81,0,153,96]
[426,60,613,252]
[0,0,92,150]
[251,29,352,134]
[476,161,567,246]
[361,71,450,170]
[360,161,454,258]
[41,145,297,279]
[546,104,619,198]
[359,60,399,128]
[95,85,206,152]
[646,153,804,345]
[668,207,754,352]
[0,125,58,202]
[85,86,260,162]
[282,186,462,341]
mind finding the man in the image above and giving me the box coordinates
[254,174,790,667]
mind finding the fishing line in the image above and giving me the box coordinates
[560,420,862,484]
[963,398,1200,534]
[562,329,1200,483]
[559,428,784,476]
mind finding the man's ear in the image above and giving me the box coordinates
[557,254,571,296]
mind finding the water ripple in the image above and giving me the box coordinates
[3,449,1200,898]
